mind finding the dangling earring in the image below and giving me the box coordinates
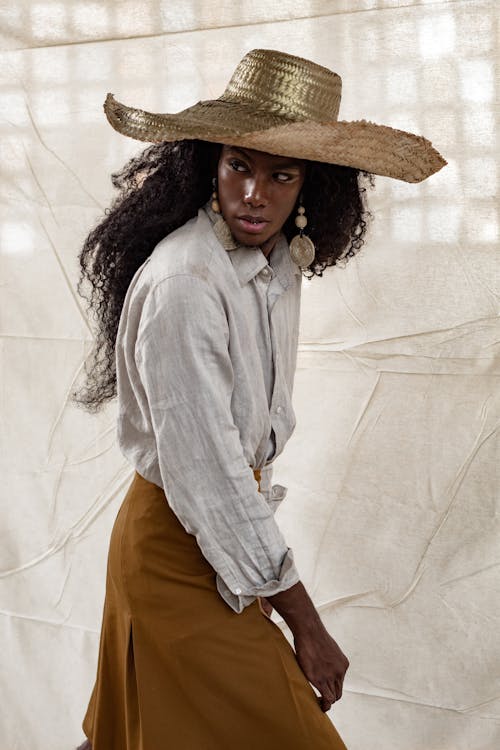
[289,194,315,268]
[211,177,221,214]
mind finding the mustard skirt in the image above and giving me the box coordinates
[81,470,347,749]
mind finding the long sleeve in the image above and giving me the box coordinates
[135,272,300,613]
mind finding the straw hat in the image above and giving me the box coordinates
[103,48,447,184]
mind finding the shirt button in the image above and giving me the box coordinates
[260,267,270,278]
[276,405,283,414]
[235,587,242,595]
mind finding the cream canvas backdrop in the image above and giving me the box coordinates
[1,2,498,749]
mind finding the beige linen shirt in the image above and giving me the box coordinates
[115,201,303,613]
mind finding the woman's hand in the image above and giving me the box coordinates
[265,580,349,712]
[293,626,349,713]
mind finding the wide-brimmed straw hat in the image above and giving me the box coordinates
[103,48,447,183]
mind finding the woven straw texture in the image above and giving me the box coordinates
[103,48,447,183]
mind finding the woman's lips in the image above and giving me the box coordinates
[237,217,269,233]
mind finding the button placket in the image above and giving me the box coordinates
[268,322,285,457]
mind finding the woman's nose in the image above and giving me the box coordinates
[244,176,269,206]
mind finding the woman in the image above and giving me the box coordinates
[73,49,446,749]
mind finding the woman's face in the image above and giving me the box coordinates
[216,145,306,255]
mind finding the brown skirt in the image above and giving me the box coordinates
[81,470,347,749]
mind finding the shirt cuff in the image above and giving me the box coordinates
[215,547,301,614]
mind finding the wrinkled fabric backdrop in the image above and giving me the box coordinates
[1,1,498,749]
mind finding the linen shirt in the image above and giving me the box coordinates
[115,201,303,613]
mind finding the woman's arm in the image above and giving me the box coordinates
[135,272,300,613]
[137,271,349,708]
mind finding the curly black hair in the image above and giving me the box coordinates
[71,139,375,413]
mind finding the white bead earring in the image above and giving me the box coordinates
[289,194,315,267]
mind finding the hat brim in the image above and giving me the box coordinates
[230,119,447,183]
[104,94,447,183]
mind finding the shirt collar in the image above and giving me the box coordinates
[203,201,302,289]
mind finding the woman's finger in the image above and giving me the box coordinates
[326,678,339,702]
[335,676,343,700]
[318,695,332,713]
[320,681,336,705]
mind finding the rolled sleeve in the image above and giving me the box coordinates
[136,273,300,613]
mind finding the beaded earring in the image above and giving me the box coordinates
[211,177,221,214]
[289,194,315,268]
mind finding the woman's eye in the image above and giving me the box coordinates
[275,172,292,182]
[230,159,247,172]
